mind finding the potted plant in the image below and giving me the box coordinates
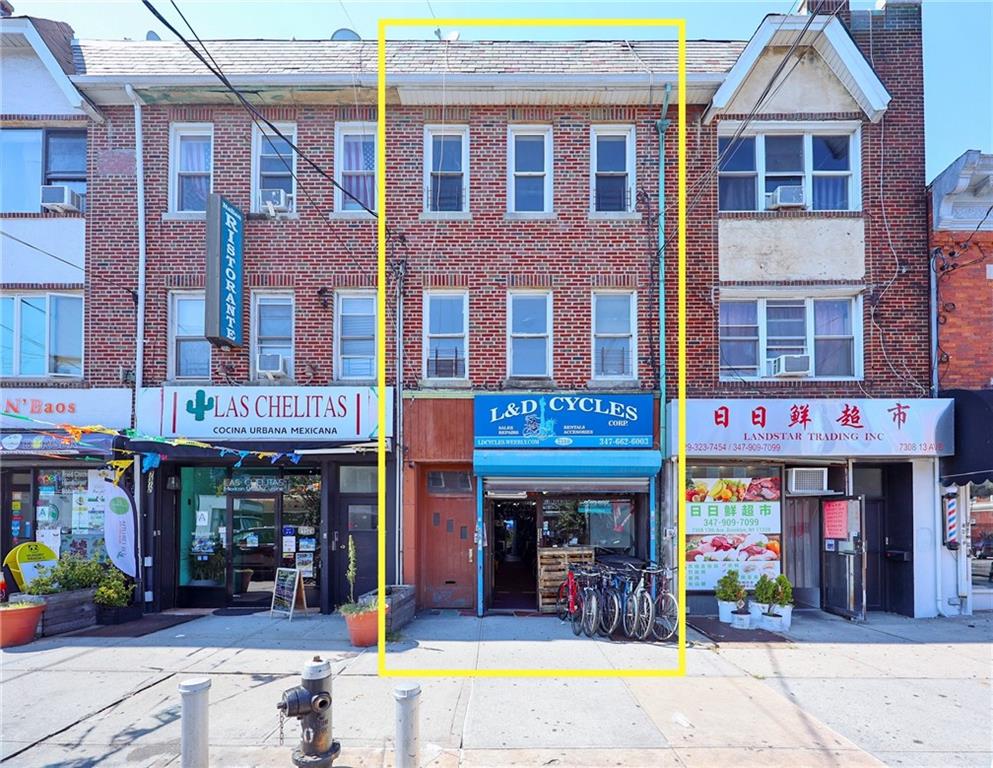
[749,573,775,624]
[94,567,141,625]
[768,573,794,631]
[715,569,747,623]
[730,599,751,630]
[11,555,103,636]
[339,536,385,647]
[0,601,45,648]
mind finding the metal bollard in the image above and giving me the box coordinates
[394,684,421,768]
[276,655,341,767]
[178,677,211,768]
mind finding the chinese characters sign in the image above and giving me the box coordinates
[685,476,782,590]
[822,499,849,539]
[673,399,953,457]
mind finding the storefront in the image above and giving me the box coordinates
[670,398,955,619]
[471,393,661,616]
[1,388,134,567]
[135,385,393,614]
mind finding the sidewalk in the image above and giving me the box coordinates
[1,610,989,767]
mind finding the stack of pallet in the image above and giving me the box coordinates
[536,547,595,613]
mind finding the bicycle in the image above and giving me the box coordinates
[556,563,592,636]
[620,563,655,640]
[643,564,678,642]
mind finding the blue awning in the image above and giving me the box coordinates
[473,449,661,478]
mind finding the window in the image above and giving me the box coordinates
[252,293,294,378]
[591,125,635,212]
[592,292,636,379]
[335,291,375,379]
[169,123,212,212]
[508,125,552,213]
[508,291,551,378]
[0,293,82,377]
[541,498,634,554]
[426,471,473,495]
[718,127,859,212]
[253,123,295,212]
[335,122,376,213]
[0,129,86,212]
[340,465,376,493]
[719,296,860,379]
[169,292,211,380]
[424,291,468,379]
[424,125,469,212]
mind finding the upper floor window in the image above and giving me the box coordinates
[718,127,859,212]
[335,122,376,213]
[335,291,376,379]
[508,125,552,213]
[0,292,82,377]
[508,291,552,378]
[169,292,211,380]
[719,295,860,380]
[0,128,86,213]
[424,291,468,379]
[252,292,294,379]
[591,125,635,212]
[592,292,636,380]
[424,125,469,213]
[169,123,213,213]
[253,123,295,213]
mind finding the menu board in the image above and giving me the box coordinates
[270,567,307,620]
[685,475,782,590]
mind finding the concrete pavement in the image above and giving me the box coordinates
[0,610,989,767]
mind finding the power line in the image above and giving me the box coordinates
[0,230,84,272]
[961,202,993,249]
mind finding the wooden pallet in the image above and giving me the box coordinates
[536,547,594,613]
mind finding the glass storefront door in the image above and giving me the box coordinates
[227,494,278,606]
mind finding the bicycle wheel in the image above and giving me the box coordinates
[636,590,656,640]
[621,592,638,638]
[555,580,570,623]
[582,589,600,638]
[599,588,621,637]
[570,591,585,636]
[652,591,678,642]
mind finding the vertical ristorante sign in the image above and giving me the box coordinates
[204,194,244,346]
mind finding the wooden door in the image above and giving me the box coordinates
[420,471,476,609]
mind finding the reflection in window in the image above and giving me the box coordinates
[540,498,634,554]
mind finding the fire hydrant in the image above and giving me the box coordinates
[276,656,341,767]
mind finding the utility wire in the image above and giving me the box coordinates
[0,230,84,272]
[961,202,993,249]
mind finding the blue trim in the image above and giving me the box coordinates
[473,449,662,478]
[476,476,484,617]
[649,475,657,565]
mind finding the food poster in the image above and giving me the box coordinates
[685,476,782,590]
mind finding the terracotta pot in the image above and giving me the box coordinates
[344,609,379,647]
[0,603,45,648]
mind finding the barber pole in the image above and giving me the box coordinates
[944,496,958,545]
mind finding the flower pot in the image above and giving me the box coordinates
[749,602,770,622]
[760,612,784,632]
[343,609,379,647]
[0,603,45,648]
[776,604,793,630]
[96,603,143,625]
[358,585,416,634]
[11,587,96,636]
[717,600,737,623]
[731,610,751,630]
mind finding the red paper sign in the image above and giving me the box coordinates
[823,500,848,539]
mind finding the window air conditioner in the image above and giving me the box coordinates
[257,353,287,377]
[768,354,811,377]
[259,188,289,215]
[765,185,805,210]
[41,185,82,213]
[787,468,829,494]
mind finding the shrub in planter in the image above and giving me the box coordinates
[17,555,105,636]
[715,570,746,623]
[767,573,794,631]
[339,535,388,647]
[94,568,141,625]
[0,601,45,648]
[749,573,775,622]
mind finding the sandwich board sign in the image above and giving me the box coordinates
[270,567,308,620]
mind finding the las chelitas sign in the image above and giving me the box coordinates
[137,386,393,440]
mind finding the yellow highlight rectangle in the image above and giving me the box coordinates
[377,17,687,678]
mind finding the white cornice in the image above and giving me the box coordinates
[931,150,993,232]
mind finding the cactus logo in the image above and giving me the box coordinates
[186,390,215,421]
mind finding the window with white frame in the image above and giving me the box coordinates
[508,292,552,378]
[718,296,860,379]
[591,125,635,212]
[335,123,376,213]
[253,123,295,212]
[0,293,82,377]
[424,125,468,212]
[508,125,552,213]
[717,127,858,212]
[170,123,212,213]
[169,292,211,380]
[424,291,468,379]
[592,292,636,379]
[0,128,86,213]
[252,293,294,378]
[335,291,375,379]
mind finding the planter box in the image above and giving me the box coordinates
[12,588,97,636]
[96,603,143,625]
[358,584,416,634]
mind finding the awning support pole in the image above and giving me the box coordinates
[476,476,484,617]
[649,475,658,566]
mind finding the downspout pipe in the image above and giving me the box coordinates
[125,84,148,606]
[655,83,672,567]
[928,248,949,616]
[394,265,404,585]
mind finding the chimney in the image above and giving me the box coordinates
[0,1,15,18]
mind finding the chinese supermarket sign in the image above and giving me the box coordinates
[685,475,782,590]
[671,399,953,457]
[474,394,653,448]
